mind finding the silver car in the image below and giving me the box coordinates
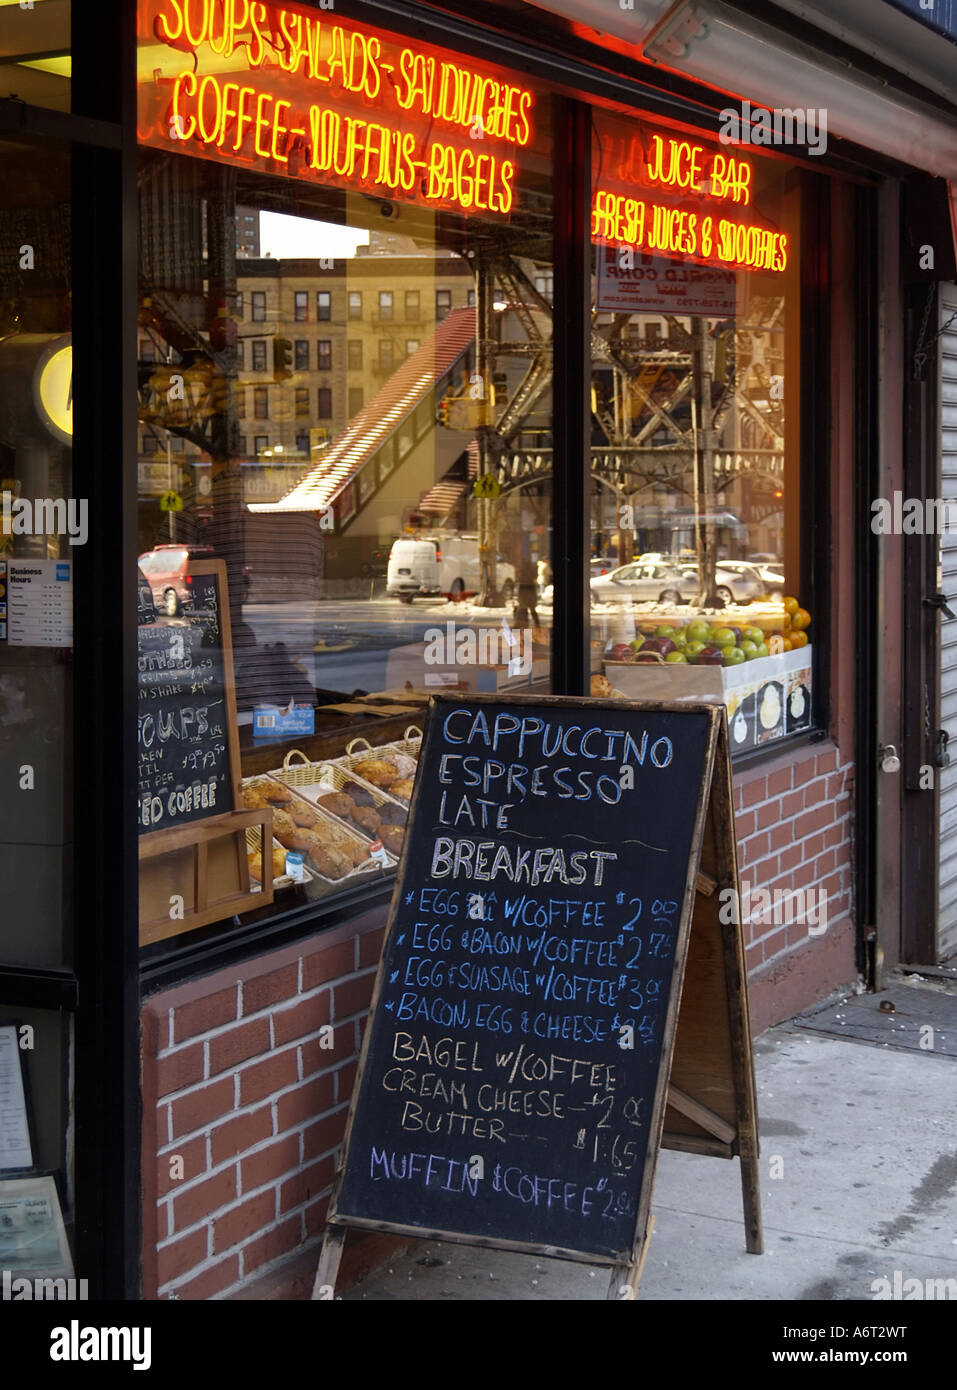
[590,560,762,605]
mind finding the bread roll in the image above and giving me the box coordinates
[381,825,404,855]
[311,845,353,879]
[353,757,397,788]
[317,791,357,820]
[341,779,376,807]
[390,778,414,801]
[352,805,381,836]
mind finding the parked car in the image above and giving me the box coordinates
[590,560,762,606]
[386,534,516,603]
[138,544,251,616]
[137,566,156,625]
[717,560,785,597]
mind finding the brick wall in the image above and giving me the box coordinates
[140,909,387,1300]
[734,741,859,1033]
[140,743,861,1298]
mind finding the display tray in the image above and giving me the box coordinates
[330,729,424,806]
[268,752,408,858]
[239,775,394,882]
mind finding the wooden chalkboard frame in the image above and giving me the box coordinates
[137,560,269,942]
[313,694,762,1299]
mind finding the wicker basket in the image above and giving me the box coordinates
[244,824,314,892]
[271,750,407,845]
[240,773,393,880]
[335,726,423,805]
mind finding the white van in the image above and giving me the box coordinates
[386,534,515,603]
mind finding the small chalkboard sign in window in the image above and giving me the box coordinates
[314,695,762,1298]
[137,560,274,944]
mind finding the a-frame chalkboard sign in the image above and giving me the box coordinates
[313,695,761,1299]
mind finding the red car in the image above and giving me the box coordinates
[139,545,252,616]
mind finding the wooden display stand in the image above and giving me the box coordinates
[313,698,762,1301]
[138,561,272,944]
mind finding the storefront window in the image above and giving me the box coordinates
[588,110,811,755]
[135,0,554,946]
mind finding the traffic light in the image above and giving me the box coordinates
[436,393,450,427]
[273,336,293,381]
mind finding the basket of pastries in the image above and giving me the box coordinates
[240,776,391,882]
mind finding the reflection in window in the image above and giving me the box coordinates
[294,291,308,322]
[379,291,393,322]
[348,291,362,319]
[317,291,331,321]
[252,339,267,371]
[252,291,266,321]
[295,340,309,371]
[405,290,420,321]
[318,340,332,372]
[436,289,451,320]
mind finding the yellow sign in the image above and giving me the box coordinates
[159,489,183,512]
[33,338,73,446]
[473,473,501,500]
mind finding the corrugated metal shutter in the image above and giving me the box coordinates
[937,282,957,961]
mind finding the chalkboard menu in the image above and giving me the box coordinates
[137,562,237,835]
[332,694,717,1263]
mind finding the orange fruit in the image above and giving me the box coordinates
[782,637,793,651]
[783,596,799,615]
[791,608,811,630]
[789,630,809,648]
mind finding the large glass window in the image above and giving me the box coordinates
[135,1,555,946]
[587,110,811,756]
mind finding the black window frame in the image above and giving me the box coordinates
[294,289,308,322]
[294,338,309,371]
[317,338,332,371]
[317,290,331,321]
[251,338,267,371]
[251,289,266,321]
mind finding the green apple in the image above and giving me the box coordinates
[684,641,706,659]
[712,627,735,648]
[686,620,710,642]
[743,626,764,646]
[664,650,687,662]
[739,640,758,659]
[655,625,677,639]
[723,646,746,665]
[754,642,769,658]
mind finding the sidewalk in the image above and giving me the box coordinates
[343,976,957,1301]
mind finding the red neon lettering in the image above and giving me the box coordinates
[253,91,272,158]
[710,153,752,205]
[182,0,210,49]
[271,98,291,162]
[155,0,185,43]
[171,70,197,141]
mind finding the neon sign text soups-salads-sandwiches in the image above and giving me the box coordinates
[138,0,535,216]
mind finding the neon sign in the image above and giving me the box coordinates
[592,129,788,273]
[138,0,534,217]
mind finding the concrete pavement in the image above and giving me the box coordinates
[343,978,957,1301]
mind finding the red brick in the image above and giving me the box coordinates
[167,1254,239,1301]
[769,822,794,851]
[742,831,770,862]
[741,777,767,807]
[824,822,845,848]
[242,1134,301,1193]
[304,1194,331,1240]
[749,856,779,886]
[802,777,826,809]
[336,1060,358,1106]
[781,789,805,818]
[767,767,791,796]
[156,1042,205,1100]
[792,760,817,787]
[795,805,831,837]
[214,1192,276,1254]
[156,1135,207,1198]
[170,1076,234,1140]
[171,1167,238,1235]
[812,850,837,880]
[242,1215,302,1278]
[359,928,386,969]
[745,944,763,973]
[208,1018,271,1076]
[300,1033,342,1079]
[157,1228,208,1289]
[734,810,756,840]
[146,1005,171,1052]
[277,1074,335,1132]
[303,1108,348,1162]
[333,973,375,1021]
[779,845,802,872]
[826,770,847,799]
[242,964,299,1016]
[302,941,355,992]
[280,1155,336,1215]
[801,831,826,862]
[239,1049,299,1106]
[273,993,331,1046]
[755,800,780,830]
[816,747,838,774]
[173,989,237,1044]
[210,1104,273,1167]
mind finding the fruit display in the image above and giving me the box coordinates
[603,599,811,667]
